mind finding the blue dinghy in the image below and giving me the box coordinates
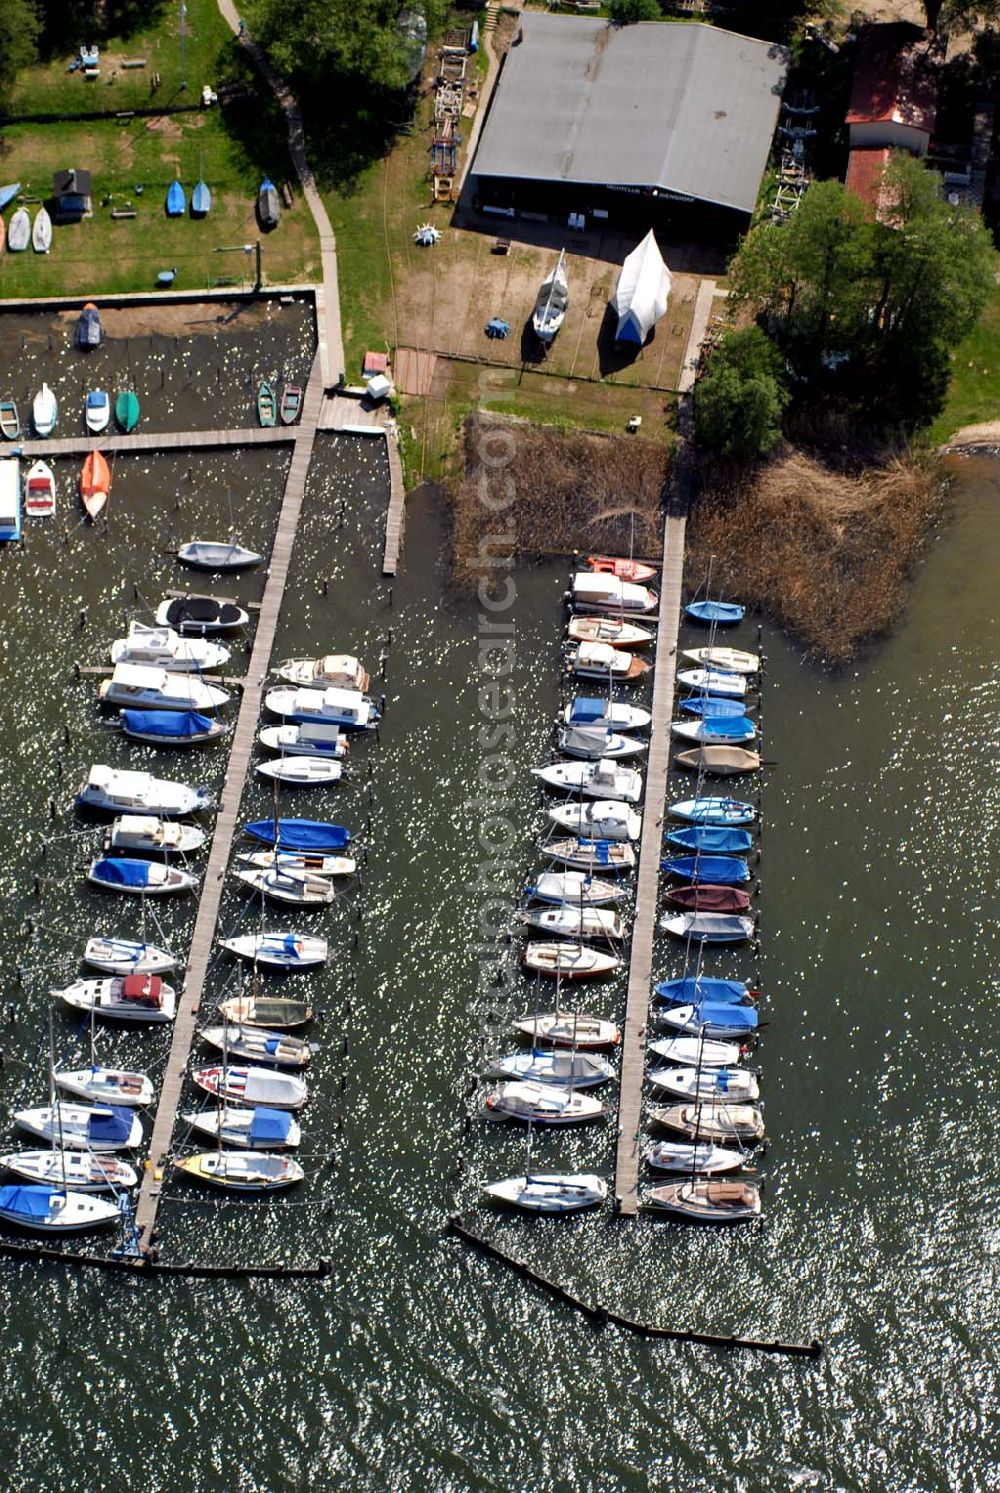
[685,600,745,626]
[661,854,750,885]
[245,819,351,852]
[655,976,753,1006]
[121,709,227,746]
[665,825,754,855]
[668,797,756,827]
[165,179,186,216]
[0,183,21,213]
[679,696,752,719]
[191,178,211,217]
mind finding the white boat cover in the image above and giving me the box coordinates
[611,230,671,346]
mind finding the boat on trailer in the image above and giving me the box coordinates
[532,248,569,343]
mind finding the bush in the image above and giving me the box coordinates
[694,327,789,460]
[608,0,661,23]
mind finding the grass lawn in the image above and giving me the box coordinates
[929,285,1000,444]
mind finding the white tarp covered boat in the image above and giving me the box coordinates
[611,229,671,346]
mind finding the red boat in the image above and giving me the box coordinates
[587,554,658,584]
[663,883,752,913]
[80,449,110,520]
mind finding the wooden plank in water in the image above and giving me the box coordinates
[382,429,406,576]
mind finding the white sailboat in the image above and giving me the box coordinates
[532,248,569,343]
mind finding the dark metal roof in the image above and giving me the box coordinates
[471,16,787,215]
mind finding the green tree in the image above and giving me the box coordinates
[0,0,40,97]
[694,327,789,460]
[609,0,661,24]
[246,0,439,93]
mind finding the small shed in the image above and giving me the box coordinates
[52,168,93,223]
[846,24,941,158]
[611,230,671,346]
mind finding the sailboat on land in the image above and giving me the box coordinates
[532,249,569,344]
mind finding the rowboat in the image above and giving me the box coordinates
[55,1066,154,1107]
[570,572,657,615]
[533,759,643,803]
[217,991,314,1026]
[279,385,302,424]
[648,1035,744,1067]
[257,178,281,229]
[484,1051,613,1087]
[192,1064,307,1110]
[681,646,759,675]
[676,668,747,698]
[99,664,229,713]
[654,976,755,1006]
[87,857,198,896]
[175,1153,304,1191]
[672,717,757,745]
[684,600,745,625]
[658,912,755,943]
[77,302,102,348]
[539,838,636,873]
[165,179,185,216]
[674,747,761,776]
[667,797,755,827]
[0,459,19,542]
[257,380,277,426]
[0,1151,138,1191]
[483,1174,607,1213]
[243,819,351,851]
[546,801,641,842]
[514,1010,620,1046]
[523,941,621,979]
[524,870,626,906]
[24,460,55,517]
[518,906,626,941]
[567,616,654,648]
[14,1103,142,1151]
[256,756,344,787]
[660,854,751,884]
[83,937,177,976]
[33,383,57,436]
[0,1185,118,1233]
[656,1002,759,1037]
[663,883,752,913]
[264,685,378,730]
[484,1082,606,1125]
[111,621,230,673]
[650,1104,766,1145]
[665,825,753,854]
[237,849,356,877]
[567,641,651,682]
[679,696,753,719]
[107,814,205,855]
[156,595,249,634]
[586,555,657,583]
[259,724,349,758]
[121,708,229,749]
[0,400,18,439]
[180,1108,300,1150]
[275,655,371,691]
[177,540,262,571]
[234,867,336,905]
[80,449,110,520]
[219,936,326,976]
[562,696,651,733]
[115,390,140,432]
[648,1066,759,1102]
[31,206,52,252]
[76,763,213,816]
[199,1025,311,1069]
[646,1142,743,1176]
[646,1179,761,1222]
[85,389,110,433]
[7,208,30,251]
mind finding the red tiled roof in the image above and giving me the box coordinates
[363,351,389,375]
[844,147,897,223]
[846,23,940,136]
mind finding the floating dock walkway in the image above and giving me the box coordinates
[16,425,294,459]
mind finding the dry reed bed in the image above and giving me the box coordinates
[448,415,668,591]
[685,448,946,663]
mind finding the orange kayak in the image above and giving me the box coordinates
[80,449,110,520]
[587,555,658,584]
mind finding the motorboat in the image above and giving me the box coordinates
[672,717,757,745]
[0,1185,118,1233]
[218,992,314,1027]
[567,616,654,649]
[31,206,52,253]
[647,1066,759,1102]
[655,976,755,1007]
[676,668,746,698]
[55,1066,154,1107]
[586,555,658,584]
[219,935,326,975]
[175,1153,304,1191]
[80,450,110,519]
[646,1142,743,1176]
[562,696,651,733]
[684,600,745,626]
[84,389,110,433]
[540,838,636,874]
[14,1103,142,1151]
[681,646,759,675]
[243,819,350,851]
[663,884,752,913]
[650,1104,766,1145]
[111,621,230,672]
[264,685,378,730]
[678,696,753,719]
[484,1082,606,1125]
[674,747,761,776]
[87,858,197,896]
[556,727,648,761]
[122,707,228,748]
[484,1050,613,1087]
[524,870,626,907]
[660,854,751,885]
[77,302,103,349]
[514,1010,620,1046]
[192,1065,307,1110]
[256,756,343,787]
[665,825,754,854]
[275,655,371,692]
[234,867,336,905]
[32,383,57,436]
[83,937,177,976]
[567,641,650,682]
[667,797,755,827]
[199,1025,311,1069]
[99,664,230,713]
[546,801,641,842]
[236,849,356,878]
[156,595,249,634]
[656,1002,759,1039]
[177,540,262,572]
[518,906,626,941]
[533,758,642,804]
[7,208,30,251]
[181,1107,300,1150]
[76,764,213,816]
[532,248,569,343]
[482,1174,607,1213]
[259,723,349,758]
[0,1151,138,1191]
[570,572,657,615]
[107,814,206,855]
[648,1035,744,1068]
[24,460,55,517]
[646,1179,761,1221]
[257,178,281,229]
[658,912,755,943]
[53,974,176,1024]
[523,941,621,980]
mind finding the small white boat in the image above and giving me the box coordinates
[0,1184,119,1233]
[234,867,336,905]
[110,621,230,673]
[659,912,755,942]
[55,1066,154,1107]
[275,655,371,692]
[76,763,213,816]
[648,1035,743,1068]
[24,460,56,517]
[87,858,198,896]
[259,723,349,758]
[647,1066,759,1102]
[108,814,206,855]
[177,540,262,571]
[484,1050,613,1087]
[676,668,747,699]
[199,1025,311,1069]
[681,646,759,676]
[561,699,651,733]
[264,685,377,730]
[219,933,328,971]
[514,1010,620,1046]
[174,1152,304,1191]
[53,974,176,1025]
[32,383,58,437]
[650,1103,766,1144]
[7,207,30,252]
[646,1179,761,1221]
[236,849,356,878]
[98,663,229,713]
[567,616,654,649]
[83,936,177,976]
[484,1081,606,1125]
[533,758,643,803]
[180,1107,301,1149]
[256,756,344,787]
[524,941,622,980]
[84,389,110,433]
[672,717,757,745]
[13,1103,143,1151]
[646,1141,743,1175]
[519,906,626,941]
[483,1173,607,1212]
[0,1150,138,1191]
[525,870,625,907]
[546,800,641,842]
[532,248,569,343]
[192,1064,308,1110]
[541,838,637,874]
[570,572,657,615]
[556,727,648,761]
[155,596,249,635]
[31,206,52,253]
[567,641,651,682]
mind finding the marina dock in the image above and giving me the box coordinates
[15,426,294,459]
[132,353,324,1248]
[382,429,406,576]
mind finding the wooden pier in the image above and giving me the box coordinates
[132,353,324,1248]
[382,428,406,576]
[15,425,294,460]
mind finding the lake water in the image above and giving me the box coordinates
[0,305,996,1491]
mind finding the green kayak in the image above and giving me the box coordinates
[115,390,140,432]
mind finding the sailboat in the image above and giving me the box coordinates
[55,998,154,1107]
[191,155,211,217]
[646,1179,761,1221]
[532,249,569,343]
[80,449,110,520]
[483,1174,607,1212]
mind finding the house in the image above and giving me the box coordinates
[846,24,941,157]
[52,168,93,223]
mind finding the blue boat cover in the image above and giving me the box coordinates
[86,389,107,408]
[679,697,749,719]
[696,716,755,739]
[660,855,750,884]
[685,600,745,624]
[576,839,614,864]
[264,1038,281,1055]
[87,1106,134,1143]
[666,826,754,854]
[94,858,154,887]
[0,1184,54,1216]
[123,709,213,738]
[248,1108,293,1144]
[245,819,350,851]
[688,1002,759,1032]
[568,697,606,725]
[656,976,750,1005]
